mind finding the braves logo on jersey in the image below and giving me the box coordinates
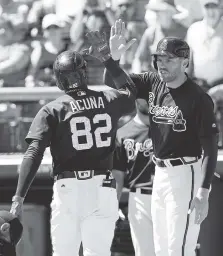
[123,138,153,161]
[148,92,186,132]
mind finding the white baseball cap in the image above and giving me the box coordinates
[42,14,65,30]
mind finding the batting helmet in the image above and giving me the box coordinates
[152,37,190,70]
[0,211,23,245]
[53,50,87,92]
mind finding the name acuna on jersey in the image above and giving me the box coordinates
[70,96,105,112]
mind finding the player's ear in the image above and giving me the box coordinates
[0,223,10,234]
[182,58,189,70]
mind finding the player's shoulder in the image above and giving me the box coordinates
[187,78,214,106]
[42,95,71,114]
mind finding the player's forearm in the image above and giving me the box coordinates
[200,135,218,189]
[103,57,137,95]
[112,169,125,201]
[14,140,46,198]
[103,67,116,89]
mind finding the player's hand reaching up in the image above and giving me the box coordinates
[86,31,111,62]
[110,19,137,61]
[188,188,209,225]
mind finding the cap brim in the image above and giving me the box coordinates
[202,0,219,6]
[152,51,177,58]
[146,2,178,12]
[43,24,62,29]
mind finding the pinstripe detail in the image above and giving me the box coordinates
[182,165,195,256]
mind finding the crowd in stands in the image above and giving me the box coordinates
[1,0,223,151]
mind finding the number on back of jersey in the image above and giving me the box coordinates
[70,113,112,150]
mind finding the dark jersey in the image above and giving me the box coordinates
[130,72,218,159]
[113,118,155,190]
[25,88,135,175]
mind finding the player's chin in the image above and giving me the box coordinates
[159,73,175,83]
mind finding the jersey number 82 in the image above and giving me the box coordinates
[70,113,112,150]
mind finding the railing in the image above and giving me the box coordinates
[0,85,111,101]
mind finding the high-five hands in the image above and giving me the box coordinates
[109,19,137,61]
[85,19,136,62]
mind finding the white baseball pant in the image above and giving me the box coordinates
[128,189,155,256]
[151,158,203,256]
[50,174,119,256]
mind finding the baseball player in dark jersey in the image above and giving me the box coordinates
[104,19,218,256]
[10,30,137,256]
[113,101,155,256]
[0,211,23,256]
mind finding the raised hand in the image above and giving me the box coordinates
[85,31,111,62]
[110,19,137,61]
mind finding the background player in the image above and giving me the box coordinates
[0,210,23,256]
[112,100,155,256]
[104,19,218,256]
[9,30,137,256]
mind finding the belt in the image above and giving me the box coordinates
[152,155,201,168]
[130,187,152,195]
[54,170,108,182]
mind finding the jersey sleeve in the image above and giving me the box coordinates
[130,72,152,100]
[25,106,56,146]
[113,137,128,172]
[103,88,136,116]
[195,93,219,138]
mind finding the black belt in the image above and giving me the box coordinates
[152,156,200,168]
[54,170,108,182]
[130,187,152,195]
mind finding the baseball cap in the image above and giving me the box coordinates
[117,0,134,6]
[146,0,177,12]
[0,211,23,245]
[153,37,190,58]
[42,14,65,30]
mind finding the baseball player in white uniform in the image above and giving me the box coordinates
[112,101,155,256]
[104,19,218,256]
[10,29,138,256]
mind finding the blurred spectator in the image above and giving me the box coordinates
[187,0,223,88]
[187,0,223,147]
[27,0,72,40]
[132,0,187,73]
[0,0,29,28]
[0,18,30,87]
[25,14,68,87]
[120,21,147,72]
[70,0,112,51]
[0,103,21,152]
[69,0,113,85]
[173,0,203,28]
[113,0,135,23]
[0,0,30,41]
[27,0,56,27]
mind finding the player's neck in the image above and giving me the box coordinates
[166,73,187,89]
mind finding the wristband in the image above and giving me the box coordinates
[12,195,24,203]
